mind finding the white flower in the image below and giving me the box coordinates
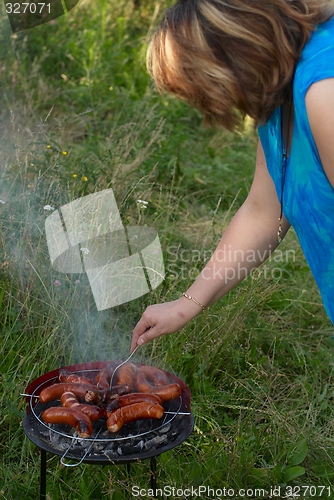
[81,247,90,255]
[0,200,5,204]
[137,199,148,209]
[43,205,55,211]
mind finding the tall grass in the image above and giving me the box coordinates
[1,0,334,498]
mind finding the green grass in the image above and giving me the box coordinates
[1,0,334,499]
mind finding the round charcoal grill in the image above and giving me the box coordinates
[23,361,194,500]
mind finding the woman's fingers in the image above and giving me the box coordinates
[131,310,156,351]
[130,299,199,351]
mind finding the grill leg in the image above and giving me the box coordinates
[40,449,47,500]
[125,463,131,500]
[150,456,157,498]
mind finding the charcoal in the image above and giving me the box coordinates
[137,439,144,450]
[144,434,168,451]
[93,442,105,451]
[59,441,72,451]
[116,438,145,455]
[39,427,50,438]
[72,438,88,449]
[159,423,171,434]
[49,428,61,446]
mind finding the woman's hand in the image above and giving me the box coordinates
[130,298,201,351]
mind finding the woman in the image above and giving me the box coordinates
[131,0,334,351]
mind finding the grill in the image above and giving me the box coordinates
[23,361,194,499]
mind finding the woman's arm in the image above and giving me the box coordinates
[131,140,290,351]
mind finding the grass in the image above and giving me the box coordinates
[1,0,334,498]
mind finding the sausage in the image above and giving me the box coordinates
[39,383,98,403]
[116,363,136,389]
[137,365,170,386]
[134,372,152,393]
[60,391,80,407]
[95,365,113,389]
[58,370,94,386]
[107,402,164,433]
[84,384,130,405]
[42,407,93,438]
[105,392,162,415]
[149,383,182,402]
[75,404,104,421]
[112,384,131,395]
[60,391,104,421]
[135,372,182,402]
[96,363,136,391]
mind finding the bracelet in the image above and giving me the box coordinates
[182,292,206,311]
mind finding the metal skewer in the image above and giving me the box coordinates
[164,412,191,415]
[109,344,140,388]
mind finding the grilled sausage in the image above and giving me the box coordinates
[60,391,80,407]
[107,402,164,433]
[116,363,136,389]
[42,407,93,438]
[84,384,130,405]
[135,372,182,402]
[105,392,162,415]
[39,383,98,403]
[149,383,182,402]
[95,365,113,389]
[96,363,136,391]
[58,370,94,386]
[135,372,155,393]
[75,404,104,421]
[137,365,170,386]
[60,391,104,421]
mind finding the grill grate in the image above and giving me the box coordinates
[23,361,193,465]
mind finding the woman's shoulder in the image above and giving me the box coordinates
[294,16,334,95]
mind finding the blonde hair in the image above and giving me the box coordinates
[147,0,334,131]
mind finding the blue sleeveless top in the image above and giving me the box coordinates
[258,16,334,324]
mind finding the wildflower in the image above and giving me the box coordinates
[75,279,80,284]
[81,247,90,255]
[62,151,68,156]
[82,176,88,182]
[53,279,61,286]
[46,145,51,149]
[0,200,5,204]
[137,199,148,209]
[43,205,54,211]
[72,174,77,179]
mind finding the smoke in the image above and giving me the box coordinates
[66,307,136,364]
[0,115,143,365]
